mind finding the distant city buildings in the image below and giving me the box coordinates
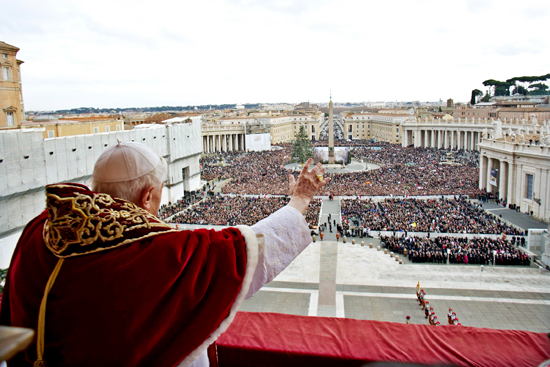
[22,116,124,138]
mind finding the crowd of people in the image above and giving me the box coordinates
[167,195,321,229]
[317,147,478,196]
[158,192,204,220]
[381,235,530,266]
[198,145,480,197]
[341,196,524,235]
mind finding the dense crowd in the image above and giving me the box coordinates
[168,196,321,229]
[318,147,478,196]
[199,145,480,197]
[381,235,530,266]
[200,152,244,181]
[158,192,204,220]
[341,197,524,235]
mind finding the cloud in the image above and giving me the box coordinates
[521,6,548,18]
[466,0,492,14]
[493,41,543,56]
[3,0,550,110]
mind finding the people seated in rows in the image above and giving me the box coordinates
[381,235,530,266]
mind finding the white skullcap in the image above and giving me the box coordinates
[92,141,161,183]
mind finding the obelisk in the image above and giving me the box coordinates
[328,94,335,164]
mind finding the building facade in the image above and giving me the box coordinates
[22,117,124,138]
[478,138,550,223]
[202,123,247,153]
[342,113,407,144]
[401,115,550,151]
[202,113,323,151]
[0,42,24,128]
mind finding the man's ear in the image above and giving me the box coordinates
[138,185,155,211]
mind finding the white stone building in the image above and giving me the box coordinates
[478,137,550,223]
[0,118,202,268]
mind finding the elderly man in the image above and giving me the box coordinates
[0,142,329,367]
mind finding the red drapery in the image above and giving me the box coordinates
[215,312,550,367]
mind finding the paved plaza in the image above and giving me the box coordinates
[240,197,550,333]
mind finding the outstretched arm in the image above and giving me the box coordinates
[246,159,329,298]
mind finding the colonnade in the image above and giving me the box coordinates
[479,155,513,202]
[411,129,483,150]
[202,133,245,153]
[478,142,550,222]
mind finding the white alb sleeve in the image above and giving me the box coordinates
[246,205,312,299]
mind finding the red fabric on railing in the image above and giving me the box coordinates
[215,312,550,367]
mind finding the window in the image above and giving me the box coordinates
[2,53,6,59]
[396,128,399,133]
[6,112,14,126]
[105,126,110,132]
[94,127,99,134]
[116,125,121,131]
[48,131,54,138]
[2,67,10,80]
[526,174,533,200]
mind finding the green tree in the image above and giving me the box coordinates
[292,125,313,164]
[480,92,491,102]
[470,89,483,105]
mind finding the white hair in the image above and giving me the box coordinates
[91,157,167,204]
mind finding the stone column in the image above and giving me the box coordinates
[487,158,493,192]
[507,162,515,206]
[423,130,428,148]
[431,130,435,148]
[499,161,507,201]
[444,130,448,149]
[457,131,462,150]
[479,154,487,190]
[222,134,227,152]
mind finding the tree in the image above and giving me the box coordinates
[470,89,483,105]
[480,92,491,103]
[528,83,549,95]
[292,125,313,164]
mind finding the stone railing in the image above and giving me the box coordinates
[479,139,550,153]
[201,125,245,132]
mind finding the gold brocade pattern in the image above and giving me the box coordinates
[43,184,175,258]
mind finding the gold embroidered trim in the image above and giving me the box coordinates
[43,184,176,258]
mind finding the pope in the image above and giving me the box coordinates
[0,142,329,367]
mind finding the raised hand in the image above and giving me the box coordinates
[288,158,330,214]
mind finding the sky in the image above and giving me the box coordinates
[2,0,549,111]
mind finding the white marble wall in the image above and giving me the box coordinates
[0,119,203,265]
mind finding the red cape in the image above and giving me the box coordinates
[0,184,248,367]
